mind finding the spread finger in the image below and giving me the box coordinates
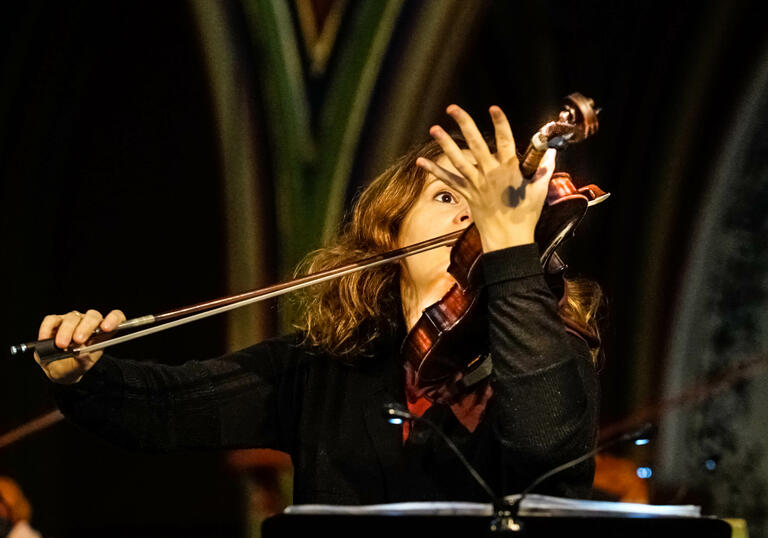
[532,148,557,183]
[416,157,470,192]
[446,105,495,174]
[489,106,517,164]
[429,125,479,184]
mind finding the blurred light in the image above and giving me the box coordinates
[634,438,650,446]
[705,459,717,471]
[636,467,653,479]
[388,418,403,425]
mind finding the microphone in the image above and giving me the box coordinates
[383,403,654,534]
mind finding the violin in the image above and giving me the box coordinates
[11,93,608,381]
[402,93,608,390]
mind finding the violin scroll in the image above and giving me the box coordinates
[559,93,599,142]
[520,92,600,177]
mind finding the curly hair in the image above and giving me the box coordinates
[293,137,604,362]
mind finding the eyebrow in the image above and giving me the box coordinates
[425,177,449,188]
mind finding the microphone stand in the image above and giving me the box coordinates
[505,422,654,533]
[383,403,521,533]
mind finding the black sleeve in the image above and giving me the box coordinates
[479,243,599,494]
[51,336,302,454]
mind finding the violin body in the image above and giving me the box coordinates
[401,225,486,386]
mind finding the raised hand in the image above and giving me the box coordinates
[416,104,556,252]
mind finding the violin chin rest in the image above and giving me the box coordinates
[587,192,611,207]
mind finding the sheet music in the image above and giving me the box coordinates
[286,502,489,516]
[503,494,701,517]
[285,494,701,518]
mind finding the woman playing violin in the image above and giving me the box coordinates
[35,105,601,503]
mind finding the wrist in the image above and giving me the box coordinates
[476,217,536,252]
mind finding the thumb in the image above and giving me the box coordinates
[532,148,557,183]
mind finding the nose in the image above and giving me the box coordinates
[455,205,471,225]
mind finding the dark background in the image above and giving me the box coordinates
[1,1,765,536]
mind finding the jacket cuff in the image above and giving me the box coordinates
[51,355,121,408]
[479,243,542,285]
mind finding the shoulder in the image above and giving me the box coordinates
[222,332,316,371]
[232,332,306,357]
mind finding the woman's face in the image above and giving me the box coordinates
[398,151,474,294]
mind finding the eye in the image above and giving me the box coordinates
[434,190,458,204]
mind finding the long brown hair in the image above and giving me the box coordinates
[293,137,604,362]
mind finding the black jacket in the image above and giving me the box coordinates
[53,243,599,504]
